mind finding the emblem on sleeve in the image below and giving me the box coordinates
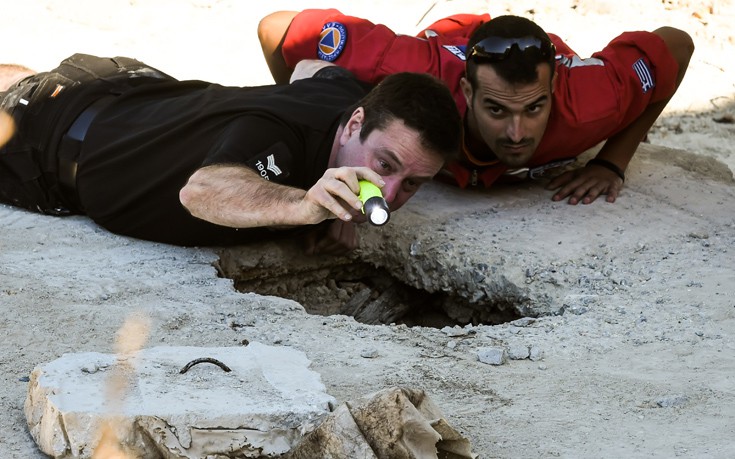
[633,58,655,93]
[246,142,291,182]
[318,22,348,62]
[442,45,467,61]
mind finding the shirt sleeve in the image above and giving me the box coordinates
[555,31,678,128]
[202,76,367,187]
[419,13,490,38]
[202,115,301,185]
[283,8,386,80]
[282,9,487,85]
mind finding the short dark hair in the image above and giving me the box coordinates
[466,15,555,89]
[341,72,461,163]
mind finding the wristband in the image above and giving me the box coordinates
[586,158,625,182]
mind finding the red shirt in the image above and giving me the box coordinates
[283,9,679,187]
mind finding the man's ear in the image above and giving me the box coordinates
[340,107,364,145]
[460,77,473,108]
[551,69,557,94]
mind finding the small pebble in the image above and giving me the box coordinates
[656,394,689,408]
[360,348,379,359]
[441,325,469,337]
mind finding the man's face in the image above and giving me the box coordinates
[462,63,555,167]
[335,111,444,213]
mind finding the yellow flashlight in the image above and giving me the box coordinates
[358,180,390,226]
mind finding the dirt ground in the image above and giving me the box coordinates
[1,1,734,458]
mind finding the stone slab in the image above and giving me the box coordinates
[25,344,334,458]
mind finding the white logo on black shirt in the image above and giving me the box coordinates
[266,154,282,175]
[256,154,282,181]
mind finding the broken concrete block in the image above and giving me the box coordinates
[477,347,508,365]
[507,345,531,360]
[529,346,545,361]
[25,344,334,458]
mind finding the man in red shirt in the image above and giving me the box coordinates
[259,10,693,204]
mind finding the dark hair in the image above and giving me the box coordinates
[341,72,461,162]
[466,15,555,89]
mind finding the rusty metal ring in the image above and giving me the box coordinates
[179,357,232,374]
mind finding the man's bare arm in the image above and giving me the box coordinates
[257,11,298,84]
[179,164,384,229]
[548,27,694,204]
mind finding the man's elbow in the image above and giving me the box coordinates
[179,185,196,216]
[654,26,695,74]
[179,173,207,217]
[257,11,298,51]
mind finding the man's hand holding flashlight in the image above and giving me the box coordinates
[302,166,385,224]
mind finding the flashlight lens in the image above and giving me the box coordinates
[364,196,390,226]
[369,208,389,225]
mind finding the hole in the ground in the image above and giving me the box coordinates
[220,260,522,328]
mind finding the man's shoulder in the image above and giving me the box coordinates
[420,13,490,39]
[291,72,370,97]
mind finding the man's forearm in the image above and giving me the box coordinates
[597,26,693,172]
[179,164,309,228]
[594,98,670,171]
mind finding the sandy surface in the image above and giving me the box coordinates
[1,1,734,458]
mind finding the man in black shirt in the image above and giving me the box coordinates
[0,54,461,252]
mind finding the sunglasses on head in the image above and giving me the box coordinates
[469,36,556,62]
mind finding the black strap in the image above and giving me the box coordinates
[65,95,117,142]
[56,95,117,209]
[586,158,625,182]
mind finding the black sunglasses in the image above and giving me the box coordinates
[469,36,556,62]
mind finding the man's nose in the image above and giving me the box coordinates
[507,116,526,143]
[380,179,401,204]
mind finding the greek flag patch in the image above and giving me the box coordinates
[633,58,655,93]
[318,22,348,62]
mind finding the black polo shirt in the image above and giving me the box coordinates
[76,76,367,246]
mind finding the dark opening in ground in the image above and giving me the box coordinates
[223,260,522,328]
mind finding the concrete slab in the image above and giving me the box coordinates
[25,345,333,458]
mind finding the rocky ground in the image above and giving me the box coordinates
[1,1,734,458]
